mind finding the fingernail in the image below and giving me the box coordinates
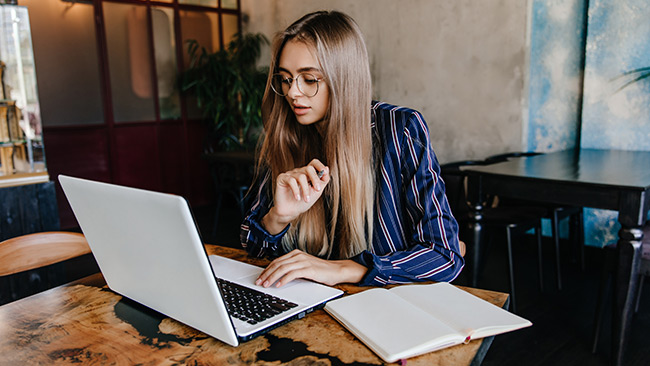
[295,194,301,201]
[306,195,311,202]
[263,281,270,288]
[255,278,262,285]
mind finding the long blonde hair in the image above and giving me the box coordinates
[256,11,374,259]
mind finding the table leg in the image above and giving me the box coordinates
[468,219,484,287]
[466,175,485,288]
[612,225,644,366]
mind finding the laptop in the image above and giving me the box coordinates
[58,175,343,347]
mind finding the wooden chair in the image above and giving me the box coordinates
[442,160,544,312]
[591,222,650,353]
[0,231,92,304]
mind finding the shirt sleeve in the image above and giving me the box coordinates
[240,177,290,258]
[352,110,464,286]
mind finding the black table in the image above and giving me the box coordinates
[461,148,650,366]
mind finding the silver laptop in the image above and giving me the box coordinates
[59,175,343,347]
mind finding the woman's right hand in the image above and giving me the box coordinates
[261,159,330,234]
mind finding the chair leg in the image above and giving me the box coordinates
[592,265,612,354]
[570,208,586,271]
[506,227,517,313]
[577,209,586,271]
[536,225,544,292]
[634,274,645,313]
[551,210,562,290]
[470,222,483,288]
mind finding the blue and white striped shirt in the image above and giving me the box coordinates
[240,101,464,286]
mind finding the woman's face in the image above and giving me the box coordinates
[277,40,330,126]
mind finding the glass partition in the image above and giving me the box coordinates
[152,6,181,120]
[179,0,218,7]
[0,4,48,187]
[222,0,238,10]
[180,9,220,119]
[21,0,104,127]
[104,2,157,123]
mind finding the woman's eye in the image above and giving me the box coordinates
[303,77,318,84]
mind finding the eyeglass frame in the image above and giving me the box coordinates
[270,72,325,98]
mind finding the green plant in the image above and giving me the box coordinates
[182,33,269,151]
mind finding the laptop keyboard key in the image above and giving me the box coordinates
[217,278,298,324]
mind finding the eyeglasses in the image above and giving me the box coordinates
[270,73,324,97]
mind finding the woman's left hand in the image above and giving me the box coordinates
[255,249,368,288]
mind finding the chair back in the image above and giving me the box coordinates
[0,232,91,276]
[0,231,92,305]
[0,181,60,241]
[440,160,491,217]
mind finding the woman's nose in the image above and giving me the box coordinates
[287,78,303,98]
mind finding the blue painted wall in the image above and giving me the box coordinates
[581,0,650,246]
[526,0,587,240]
[527,0,650,247]
[527,0,586,153]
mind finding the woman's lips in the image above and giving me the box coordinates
[293,105,311,116]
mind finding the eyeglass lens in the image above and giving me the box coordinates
[271,73,320,97]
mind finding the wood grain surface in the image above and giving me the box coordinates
[0,245,508,365]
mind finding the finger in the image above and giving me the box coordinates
[309,161,328,184]
[277,173,295,192]
[320,166,330,183]
[297,174,312,203]
[305,165,323,192]
[255,250,302,286]
[309,159,327,173]
[283,176,301,201]
[261,260,307,288]
[274,267,311,288]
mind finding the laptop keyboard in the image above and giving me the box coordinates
[217,278,298,325]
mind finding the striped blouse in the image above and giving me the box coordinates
[240,101,464,286]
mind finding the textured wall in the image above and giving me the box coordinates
[242,0,530,163]
[580,0,650,247]
[525,0,588,240]
[582,0,650,151]
[526,0,586,152]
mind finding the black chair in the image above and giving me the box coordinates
[204,151,255,239]
[484,152,586,290]
[591,222,650,353]
[441,160,545,312]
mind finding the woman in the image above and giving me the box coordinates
[240,10,464,288]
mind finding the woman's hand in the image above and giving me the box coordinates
[262,159,330,234]
[256,249,368,288]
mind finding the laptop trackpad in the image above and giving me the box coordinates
[208,254,301,290]
[209,255,262,279]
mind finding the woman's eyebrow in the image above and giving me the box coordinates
[277,66,322,74]
[298,66,322,73]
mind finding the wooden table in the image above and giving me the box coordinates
[0,245,508,365]
[461,148,650,366]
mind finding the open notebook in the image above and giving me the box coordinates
[59,175,343,347]
[325,282,531,363]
